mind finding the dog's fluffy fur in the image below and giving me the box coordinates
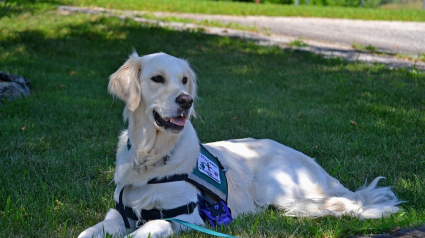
[78,52,401,238]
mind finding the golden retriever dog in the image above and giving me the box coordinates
[78,52,400,238]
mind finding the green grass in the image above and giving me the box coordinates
[350,42,425,63]
[6,0,425,22]
[352,40,379,52]
[139,13,261,32]
[1,8,425,238]
[287,38,308,47]
[60,0,425,21]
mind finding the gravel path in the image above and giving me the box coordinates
[58,6,425,70]
[153,13,425,56]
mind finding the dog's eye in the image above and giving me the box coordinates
[151,75,165,84]
[182,77,188,85]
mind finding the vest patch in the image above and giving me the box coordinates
[186,144,228,202]
[198,153,221,184]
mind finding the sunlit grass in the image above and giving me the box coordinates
[58,0,425,21]
[139,13,261,32]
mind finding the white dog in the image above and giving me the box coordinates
[78,52,401,238]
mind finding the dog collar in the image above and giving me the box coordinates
[148,174,189,184]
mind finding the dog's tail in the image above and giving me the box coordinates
[284,177,402,219]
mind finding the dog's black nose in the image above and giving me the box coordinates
[175,94,193,109]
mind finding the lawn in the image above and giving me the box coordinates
[0,3,424,238]
[63,0,425,21]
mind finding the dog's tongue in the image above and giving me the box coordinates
[171,116,186,126]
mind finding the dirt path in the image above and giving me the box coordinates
[58,6,425,70]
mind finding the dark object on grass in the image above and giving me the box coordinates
[349,225,425,238]
[0,71,31,101]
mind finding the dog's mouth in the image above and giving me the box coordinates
[153,110,186,131]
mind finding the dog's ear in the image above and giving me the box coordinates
[108,52,142,111]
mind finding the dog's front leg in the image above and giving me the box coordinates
[125,220,183,238]
[78,209,128,238]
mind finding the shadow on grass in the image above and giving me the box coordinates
[0,11,424,237]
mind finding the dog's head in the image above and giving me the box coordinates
[108,52,197,133]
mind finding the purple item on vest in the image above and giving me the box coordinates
[200,201,233,227]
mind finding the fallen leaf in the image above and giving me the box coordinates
[71,71,76,75]
[21,125,27,130]
[350,120,357,126]
[391,226,401,233]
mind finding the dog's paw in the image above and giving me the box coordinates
[127,220,174,238]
